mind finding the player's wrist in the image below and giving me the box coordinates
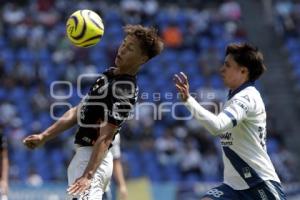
[41,132,50,142]
[120,185,127,191]
[83,171,94,180]
[181,93,190,102]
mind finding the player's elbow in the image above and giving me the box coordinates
[97,132,115,149]
[104,135,114,148]
[99,134,113,147]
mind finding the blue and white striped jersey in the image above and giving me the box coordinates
[185,82,280,190]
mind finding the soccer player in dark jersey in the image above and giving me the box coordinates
[0,124,9,199]
[23,25,163,199]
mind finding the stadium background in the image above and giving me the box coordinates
[0,0,300,199]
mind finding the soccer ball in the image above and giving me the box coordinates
[66,10,104,47]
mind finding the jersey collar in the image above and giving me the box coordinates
[228,81,255,100]
[103,67,136,81]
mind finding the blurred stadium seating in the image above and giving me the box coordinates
[0,0,299,199]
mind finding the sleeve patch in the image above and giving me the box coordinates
[233,99,249,112]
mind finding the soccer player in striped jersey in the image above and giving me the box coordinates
[174,43,286,200]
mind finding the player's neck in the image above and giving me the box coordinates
[230,77,249,91]
[230,79,251,91]
[114,65,139,76]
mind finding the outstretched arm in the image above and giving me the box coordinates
[174,72,239,135]
[184,96,233,135]
[23,106,78,149]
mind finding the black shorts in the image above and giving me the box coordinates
[202,181,286,200]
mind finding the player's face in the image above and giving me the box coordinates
[115,35,148,68]
[220,54,248,90]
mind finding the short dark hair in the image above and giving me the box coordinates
[226,43,266,82]
[124,25,164,59]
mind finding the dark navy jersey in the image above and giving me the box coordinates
[74,69,138,146]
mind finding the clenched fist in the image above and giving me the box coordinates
[23,134,46,149]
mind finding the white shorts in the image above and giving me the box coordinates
[67,146,113,200]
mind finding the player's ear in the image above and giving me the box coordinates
[241,66,248,74]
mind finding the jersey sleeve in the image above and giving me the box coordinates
[185,95,250,135]
[223,95,250,128]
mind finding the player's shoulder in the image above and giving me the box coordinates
[234,86,260,101]
[232,86,264,111]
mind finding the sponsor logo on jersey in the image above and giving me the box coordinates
[220,132,233,146]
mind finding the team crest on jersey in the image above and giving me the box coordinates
[242,167,252,178]
[242,95,250,102]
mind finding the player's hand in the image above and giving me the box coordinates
[67,176,92,196]
[119,185,128,200]
[0,180,8,195]
[23,134,46,149]
[173,72,190,102]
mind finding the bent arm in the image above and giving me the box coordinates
[42,106,78,141]
[185,96,235,135]
[82,122,117,179]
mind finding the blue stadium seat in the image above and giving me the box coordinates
[289,53,300,65]
[267,138,279,154]
[18,48,34,62]
[153,123,166,139]
[123,149,142,178]
[197,37,212,50]
[0,88,6,100]
[180,50,197,64]
[37,49,51,61]
[164,164,180,181]
[285,37,300,52]
[104,10,122,24]
[0,48,14,63]
[0,36,7,48]
[211,75,223,89]
[141,151,162,181]
[185,173,201,182]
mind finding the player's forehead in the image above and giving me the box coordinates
[124,35,140,48]
[224,54,238,66]
[224,54,233,62]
